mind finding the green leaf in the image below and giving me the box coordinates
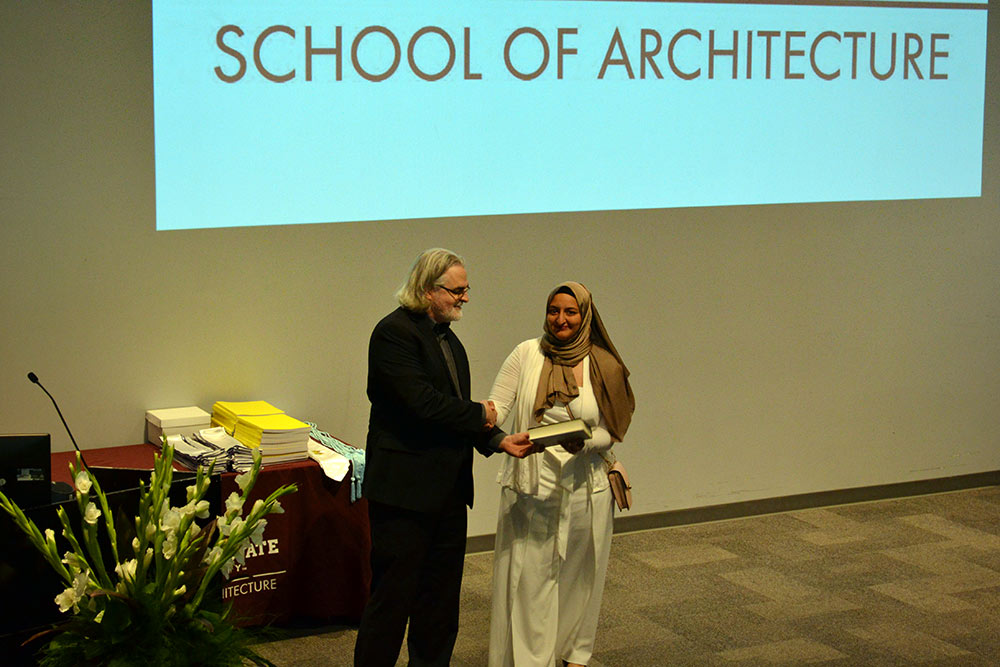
[99,596,133,637]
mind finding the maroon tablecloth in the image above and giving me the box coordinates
[51,443,371,626]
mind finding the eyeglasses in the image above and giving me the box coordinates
[436,284,470,297]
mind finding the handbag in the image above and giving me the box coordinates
[564,405,632,511]
[603,453,632,511]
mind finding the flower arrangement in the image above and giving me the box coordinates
[0,443,296,666]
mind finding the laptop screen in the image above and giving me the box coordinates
[0,434,51,509]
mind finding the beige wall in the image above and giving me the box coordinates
[2,2,998,536]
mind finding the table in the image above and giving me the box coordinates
[51,443,371,627]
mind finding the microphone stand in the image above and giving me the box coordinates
[27,372,90,471]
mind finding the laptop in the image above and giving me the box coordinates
[0,433,51,509]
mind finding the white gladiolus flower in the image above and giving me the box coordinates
[225,491,243,517]
[74,471,92,494]
[194,499,210,519]
[144,547,154,568]
[220,556,235,578]
[178,499,208,520]
[44,528,56,548]
[249,519,267,546]
[54,571,89,613]
[234,469,253,493]
[161,507,182,533]
[163,533,178,560]
[83,502,101,525]
[234,541,249,566]
[115,559,138,582]
[132,536,140,552]
[186,484,198,503]
[62,551,86,574]
[145,519,157,540]
[204,546,223,566]
[270,500,285,515]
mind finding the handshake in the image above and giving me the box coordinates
[481,399,499,429]
[479,400,576,459]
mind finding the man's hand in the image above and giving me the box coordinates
[481,400,498,429]
[499,432,537,458]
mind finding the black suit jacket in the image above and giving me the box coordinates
[363,307,495,513]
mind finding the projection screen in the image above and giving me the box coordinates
[152,0,988,231]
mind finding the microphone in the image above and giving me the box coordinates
[27,371,90,470]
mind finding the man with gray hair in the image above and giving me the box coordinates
[354,248,533,667]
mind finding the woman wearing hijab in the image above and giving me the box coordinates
[487,282,635,667]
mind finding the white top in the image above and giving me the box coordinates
[488,338,614,496]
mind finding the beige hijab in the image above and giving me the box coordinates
[532,282,635,442]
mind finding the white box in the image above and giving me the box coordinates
[145,406,212,446]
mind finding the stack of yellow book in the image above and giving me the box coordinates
[212,400,310,467]
[211,400,282,434]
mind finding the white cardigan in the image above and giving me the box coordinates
[488,338,614,496]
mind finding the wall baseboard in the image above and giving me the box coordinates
[465,469,1000,554]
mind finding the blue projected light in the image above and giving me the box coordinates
[152,0,988,230]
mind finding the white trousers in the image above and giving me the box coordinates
[489,484,613,667]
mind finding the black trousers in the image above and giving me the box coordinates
[353,492,468,667]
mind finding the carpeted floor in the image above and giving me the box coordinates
[254,485,1000,665]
